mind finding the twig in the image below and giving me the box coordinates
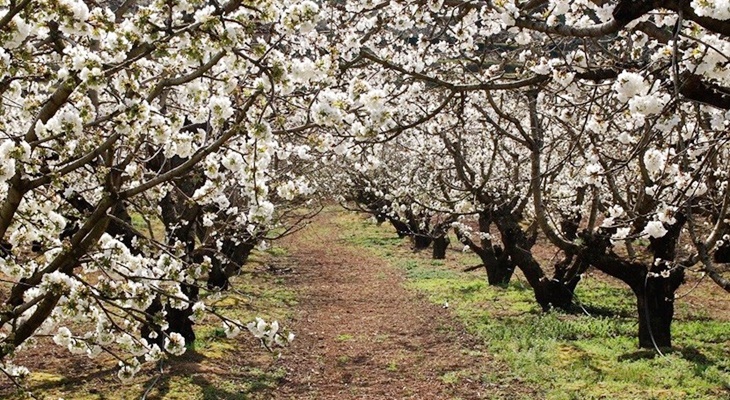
[462,264,484,272]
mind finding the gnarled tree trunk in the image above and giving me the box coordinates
[495,208,578,310]
[633,269,683,348]
[432,235,450,259]
[586,215,687,349]
[455,211,515,286]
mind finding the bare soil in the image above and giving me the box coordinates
[271,211,535,399]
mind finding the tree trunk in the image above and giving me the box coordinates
[494,209,576,309]
[585,230,685,349]
[412,234,432,250]
[483,246,515,286]
[207,257,229,290]
[633,268,683,349]
[635,216,686,349]
[634,286,673,349]
[389,218,410,238]
[168,283,198,345]
[454,214,515,286]
[432,235,449,259]
[484,262,514,286]
[217,237,255,288]
[154,177,202,346]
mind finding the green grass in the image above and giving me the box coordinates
[386,360,398,372]
[336,333,354,342]
[339,210,730,400]
[440,370,460,384]
[265,246,288,257]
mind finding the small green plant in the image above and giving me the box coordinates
[336,333,354,341]
[386,361,398,372]
[440,371,460,385]
[266,246,289,257]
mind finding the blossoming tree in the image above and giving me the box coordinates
[323,0,730,349]
[0,0,328,381]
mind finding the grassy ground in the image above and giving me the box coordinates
[3,246,296,400]
[340,212,730,400]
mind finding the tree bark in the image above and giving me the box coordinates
[454,216,516,286]
[495,209,575,309]
[482,245,515,286]
[389,218,410,238]
[412,234,432,250]
[432,235,450,259]
[634,284,674,349]
[147,163,204,346]
[585,216,686,349]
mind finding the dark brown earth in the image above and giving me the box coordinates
[272,212,533,399]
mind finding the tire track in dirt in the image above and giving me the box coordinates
[272,210,533,399]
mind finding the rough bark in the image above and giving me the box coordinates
[455,212,515,286]
[390,218,410,238]
[432,235,450,259]
[144,158,204,346]
[585,216,687,349]
[484,245,516,286]
[494,209,575,310]
[412,233,433,250]
[633,268,683,348]
[207,237,256,290]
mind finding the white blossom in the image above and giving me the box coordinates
[643,221,668,239]
[613,72,650,102]
[164,332,186,356]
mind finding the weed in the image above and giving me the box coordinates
[373,334,389,343]
[440,371,460,385]
[386,361,398,372]
[266,246,288,257]
[336,333,354,342]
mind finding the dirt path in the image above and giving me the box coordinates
[272,210,529,399]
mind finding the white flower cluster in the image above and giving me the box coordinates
[0,0,334,382]
[164,332,187,356]
[611,227,632,245]
[0,361,29,380]
[691,0,730,20]
[246,317,295,348]
[282,1,320,33]
[601,205,625,228]
[643,148,667,179]
[0,140,31,184]
[642,220,668,239]
[276,177,314,201]
[612,72,669,118]
[1,0,729,386]
[613,72,649,102]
